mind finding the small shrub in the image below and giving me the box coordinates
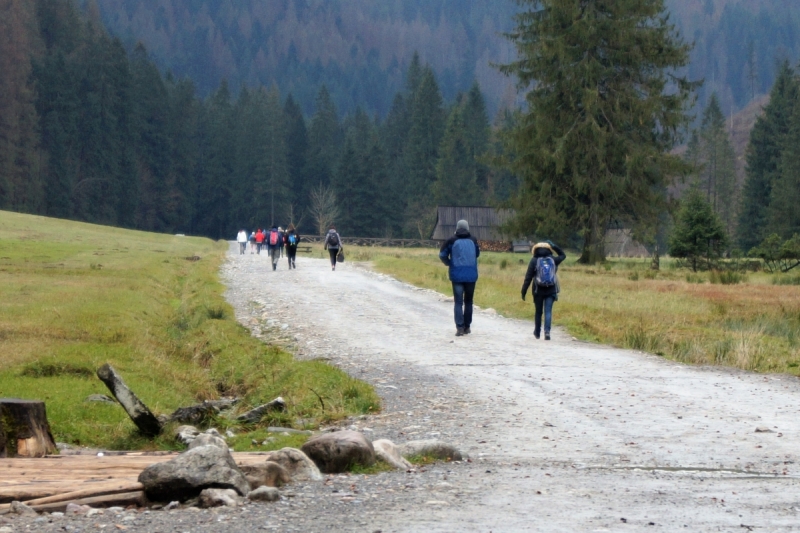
[623,325,661,353]
[500,258,509,270]
[685,273,705,284]
[772,275,800,286]
[627,271,640,281]
[709,270,744,285]
[207,306,226,319]
[643,269,658,280]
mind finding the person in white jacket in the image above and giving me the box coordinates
[236,229,248,255]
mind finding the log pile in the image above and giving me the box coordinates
[0,452,270,513]
[478,240,512,253]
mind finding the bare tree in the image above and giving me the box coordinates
[283,203,305,230]
[308,183,340,235]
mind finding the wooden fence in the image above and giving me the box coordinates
[300,236,440,248]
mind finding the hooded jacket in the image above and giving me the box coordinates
[521,242,566,299]
[324,229,342,250]
[439,228,480,283]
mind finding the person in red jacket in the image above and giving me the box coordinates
[255,228,265,254]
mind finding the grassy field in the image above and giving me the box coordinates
[0,211,378,451]
[343,246,800,375]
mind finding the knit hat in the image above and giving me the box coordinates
[456,220,469,231]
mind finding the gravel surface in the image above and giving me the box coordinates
[10,246,800,532]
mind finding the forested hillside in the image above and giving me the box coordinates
[86,0,520,118]
[87,0,800,118]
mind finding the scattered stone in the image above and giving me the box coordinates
[262,448,323,481]
[0,527,12,533]
[241,461,291,489]
[301,430,376,473]
[188,432,228,450]
[65,503,91,516]
[168,403,218,425]
[398,440,464,461]
[164,501,180,511]
[138,444,251,501]
[236,397,287,424]
[248,486,280,502]
[85,508,102,517]
[85,394,115,404]
[483,308,497,315]
[755,427,774,433]
[175,425,200,445]
[225,430,236,438]
[204,428,223,438]
[10,501,37,516]
[373,439,412,470]
[199,488,240,508]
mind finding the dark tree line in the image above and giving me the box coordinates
[0,0,505,239]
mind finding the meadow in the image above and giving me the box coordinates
[340,246,800,375]
[0,211,378,451]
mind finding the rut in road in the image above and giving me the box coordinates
[223,248,800,532]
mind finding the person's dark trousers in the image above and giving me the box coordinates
[534,295,555,337]
[452,282,476,329]
[287,248,297,269]
[239,242,246,254]
[256,243,262,254]
[328,249,338,268]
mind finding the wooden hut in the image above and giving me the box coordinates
[431,207,512,247]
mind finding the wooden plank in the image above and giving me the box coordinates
[28,491,145,513]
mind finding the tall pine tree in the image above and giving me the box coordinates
[501,0,695,263]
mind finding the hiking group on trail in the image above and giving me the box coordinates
[438,218,566,338]
[235,225,301,270]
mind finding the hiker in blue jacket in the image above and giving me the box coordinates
[521,241,566,340]
[439,220,480,337]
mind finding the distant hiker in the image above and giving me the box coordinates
[324,225,342,271]
[237,229,248,255]
[521,241,566,340]
[284,225,299,269]
[267,226,282,270]
[277,226,286,258]
[255,228,265,254]
[249,230,257,254]
[439,219,480,337]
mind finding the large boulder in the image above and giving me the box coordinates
[373,439,412,470]
[398,439,463,461]
[138,445,250,501]
[261,448,322,481]
[300,430,375,473]
[240,461,291,489]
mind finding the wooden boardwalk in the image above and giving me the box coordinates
[0,452,270,512]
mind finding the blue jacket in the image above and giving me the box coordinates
[439,229,480,282]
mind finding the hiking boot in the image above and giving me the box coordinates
[544,333,551,341]
[534,330,540,339]
[464,327,471,335]
[456,327,465,337]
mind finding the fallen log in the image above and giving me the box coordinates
[0,399,57,458]
[28,491,146,513]
[96,364,162,437]
[0,482,144,512]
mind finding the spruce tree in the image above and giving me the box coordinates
[768,99,800,239]
[500,0,696,263]
[669,187,728,272]
[462,82,491,192]
[307,86,341,188]
[738,62,799,251]
[433,106,481,206]
[283,94,309,225]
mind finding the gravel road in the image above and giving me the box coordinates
[11,247,800,533]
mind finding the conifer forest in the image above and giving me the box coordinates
[1,0,800,257]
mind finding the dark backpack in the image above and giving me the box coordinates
[535,256,557,287]
[328,232,339,247]
[288,233,298,246]
[269,230,279,246]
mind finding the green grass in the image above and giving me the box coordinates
[347,246,800,375]
[0,210,379,450]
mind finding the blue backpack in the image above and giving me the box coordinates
[535,256,557,287]
[288,233,298,246]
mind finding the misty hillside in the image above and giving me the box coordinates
[89,0,800,118]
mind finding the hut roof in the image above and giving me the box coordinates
[431,206,512,241]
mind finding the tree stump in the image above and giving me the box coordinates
[0,399,57,458]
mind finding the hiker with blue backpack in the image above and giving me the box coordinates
[284,224,299,269]
[439,219,480,337]
[521,241,566,340]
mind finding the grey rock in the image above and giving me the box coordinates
[755,426,774,433]
[237,397,287,424]
[204,428,223,438]
[199,488,240,508]
[85,508,101,517]
[241,461,291,489]
[11,501,37,516]
[262,448,323,481]
[175,425,199,445]
[85,394,115,404]
[398,439,464,461]
[373,439,412,470]
[187,433,228,450]
[138,444,250,501]
[168,403,218,425]
[164,501,180,511]
[65,503,90,516]
[301,430,375,473]
[248,486,280,502]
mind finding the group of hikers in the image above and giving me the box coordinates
[438,219,565,339]
[237,218,564,338]
[235,224,344,271]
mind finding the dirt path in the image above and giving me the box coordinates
[218,249,800,532]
